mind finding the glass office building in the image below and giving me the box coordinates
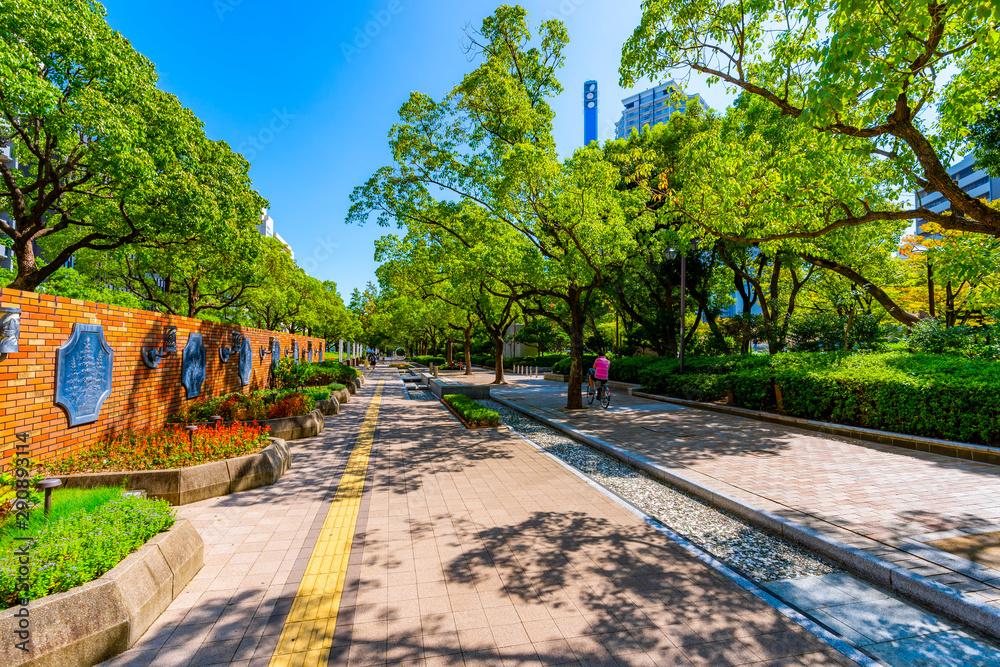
[915,154,1000,235]
[614,81,704,140]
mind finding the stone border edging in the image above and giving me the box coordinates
[60,437,292,506]
[0,518,203,667]
[316,397,340,415]
[491,395,1000,642]
[631,391,1000,467]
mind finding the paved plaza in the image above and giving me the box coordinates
[489,372,1000,612]
[101,368,860,666]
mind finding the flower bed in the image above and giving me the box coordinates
[442,394,501,428]
[42,423,270,475]
[168,391,316,424]
[0,495,175,609]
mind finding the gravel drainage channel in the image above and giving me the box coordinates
[479,398,1000,667]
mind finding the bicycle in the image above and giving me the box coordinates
[587,371,612,409]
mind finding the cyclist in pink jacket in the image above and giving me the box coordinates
[592,352,610,401]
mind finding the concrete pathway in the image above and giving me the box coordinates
[489,374,1000,613]
[102,367,859,666]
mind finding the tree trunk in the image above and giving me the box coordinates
[464,328,472,376]
[8,240,40,292]
[446,341,454,365]
[492,336,506,384]
[566,293,585,410]
[927,263,936,318]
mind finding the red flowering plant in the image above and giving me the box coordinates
[42,423,271,474]
[266,393,316,420]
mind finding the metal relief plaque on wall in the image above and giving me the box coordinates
[182,334,207,399]
[55,324,115,427]
[238,337,253,387]
[270,339,281,374]
[292,340,300,362]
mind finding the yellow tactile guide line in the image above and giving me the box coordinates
[270,380,384,667]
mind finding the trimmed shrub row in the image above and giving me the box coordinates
[411,356,447,367]
[442,395,501,428]
[633,351,1000,446]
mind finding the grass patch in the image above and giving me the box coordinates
[41,423,271,474]
[0,494,174,608]
[442,394,501,428]
[0,486,124,549]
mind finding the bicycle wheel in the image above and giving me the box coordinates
[601,387,612,409]
[587,384,596,404]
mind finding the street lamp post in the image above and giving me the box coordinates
[665,240,698,374]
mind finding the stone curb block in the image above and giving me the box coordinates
[492,395,1000,643]
[316,397,340,416]
[61,438,292,506]
[0,519,203,667]
[631,391,1000,466]
[334,388,351,404]
[430,380,492,400]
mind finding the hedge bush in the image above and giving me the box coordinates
[442,395,501,427]
[553,355,600,375]
[634,350,1000,445]
[608,356,662,383]
[313,361,358,384]
[411,356,446,367]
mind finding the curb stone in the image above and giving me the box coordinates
[60,437,293,506]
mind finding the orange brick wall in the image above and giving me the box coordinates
[0,287,349,464]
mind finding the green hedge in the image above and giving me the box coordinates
[442,395,501,427]
[553,355,599,375]
[470,354,569,369]
[635,351,1000,445]
[608,356,662,383]
[411,356,446,367]
[504,354,568,369]
[313,361,358,384]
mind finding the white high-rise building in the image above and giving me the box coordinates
[257,209,294,260]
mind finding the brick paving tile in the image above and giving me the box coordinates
[328,370,855,667]
[99,373,379,667]
[103,369,858,666]
[494,375,1000,607]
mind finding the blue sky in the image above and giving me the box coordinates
[100,0,736,301]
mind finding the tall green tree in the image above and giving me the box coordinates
[622,0,1000,238]
[351,6,658,407]
[1,0,254,291]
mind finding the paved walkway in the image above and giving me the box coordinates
[489,374,1000,612]
[103,367,858,666]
